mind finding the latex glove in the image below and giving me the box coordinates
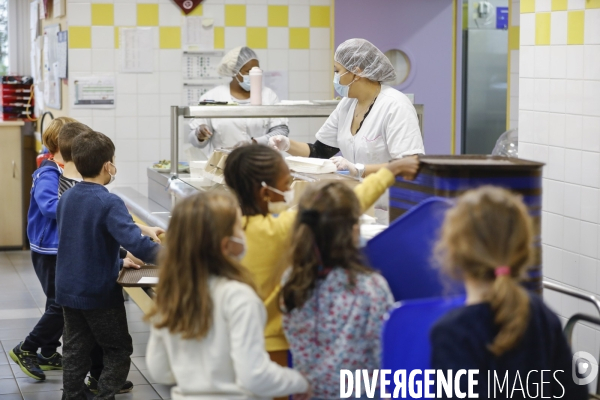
[268,135,290,152]
[195,124,213,142]
[122,258,141,269]
[330,156,359,178]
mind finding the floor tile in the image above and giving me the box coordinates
[114,384,160,400]
[151,384,172,399]
[23,391,63,400]
[0,330,34,342]
[16,376,63,393]
[130,357,146,371]
[131,345,146,358]
[0,320,38,332]
[126,322,149,334]
[126,371,149,386]
[130,333,149,345]
[0,378,19,395]
[0,311,41,321]
[137,369,157,385]
[0,366,13,380]
[0,393,22,400]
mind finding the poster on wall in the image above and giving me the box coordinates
[56,31,68,79]
[53,0,65,18]
[172,0,204,15]
[183,17,214,51]
[72,76,116,108]
[43,24,62,109]
[263,71,288,102]
[182,51,223,80]
[119,28,154,73]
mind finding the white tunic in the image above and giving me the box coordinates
[146,277,308,400]
[315,85,424,164]
[188,85,287,152]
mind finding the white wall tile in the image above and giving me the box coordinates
[581,187,599,223]
[510,49,520,74]
[289,5,309,27]
[159,117,171,140]
[289,70,309,93]
[116,73,137,94]
[92,27,114,49]
[68,49,92,72]
[267,49,289,70]
[309,71,330,93]
[519,78,535,111]
[563,217,581,256]
[159,94,181,117]
[583,81,600,117]
[137,94,160,117]
[519,110,534,142]
[69,108,92,119]
[583,46,600,81]
[543,211,564,247]
[550,11,567,45]
[138,139,161,162]
[288,49,310,71]
[310,49,331,71]
[510,73,519,100]
[581,151,600,188]
[115,117,138,140]
[533,46,551,78]
[267,27,289,50]
[533,111,549,144]
[548,113,566,147]
[68,2,91,25]
[563,182,582,218]
[158,71,182,94]
[584,9,600,45]
[564,150,583,185]
[246,5,267,27]
[519,46,535,78]
[568,0,585,9]
[225,27,247,49]
[137,163,149,186]
[550,46,567,80]
[159,3,182,26]
[543,245,563,280]
[533,79,550,112]
[561,249,580,287]
[91,49,115,73]
[159,50,182,72]
[565,80,584,115]
[511,0,520,26]
[544,178,564,214]
[254,49,268,70]
[115,142,138,163]
[566,46,584,80]
[580,222,599,259]
[536,0,551,11]
[519,141,535,159]
[288,91,310,100]
[582,116,600,153]
[565,114,583,150]
[546,146,565,181]
[92,116,116,140]
[114,3,136,26]
[138,116,161,139]
[548,80,566,113]
[520,14,535,46]
[116,94,138,117]
[309,28,329,50]
[93,108,116,118]
[137,73,160,94]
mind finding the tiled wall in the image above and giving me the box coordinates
[65,0,333,194]
[508,0,520,129]
[519,0,600,380]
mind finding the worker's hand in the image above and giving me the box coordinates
[330,156,359,178]
[122,258,141,270]
[138,225,165,244]
[196,124,212,142]
[125,251,144,266]
[268,135,290,152]
[386,155,420,181]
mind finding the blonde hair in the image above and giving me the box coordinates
[146,190,253,340]
[42,117,77,154]
[435,186,534,356]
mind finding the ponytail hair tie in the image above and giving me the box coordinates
[495,266,511,277]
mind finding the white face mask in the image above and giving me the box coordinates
[261,181,295,214]
[236,73,251,91]
[105,162,117,185]
[228,234,247,261]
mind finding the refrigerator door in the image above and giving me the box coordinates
[462,29,508,154]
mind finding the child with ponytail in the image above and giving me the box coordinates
[431,186,588,399]
[280,181,395,399]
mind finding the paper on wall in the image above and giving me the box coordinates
[119,27,154,73]
[183,17,214,51]
[182,52,223,80]
[72,76,116,108]
[56,31,68,79]
[30,1,39,40]
[53,0,65,18]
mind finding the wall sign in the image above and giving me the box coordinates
[172,0,204,15]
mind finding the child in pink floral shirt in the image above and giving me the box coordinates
[281,181,395,399]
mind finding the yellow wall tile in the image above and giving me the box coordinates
[289,28,309,49]
[214,27,224,49]
[586,0,600,8]
[535,13,551,45]
[137,4,159,26]
[91,4,114,26]
[521,0,535,12]
[568,11,585,44]
[183,5,203,16]
[160,27,181,49]
[268,5,288,27]
[247,27,267,49]
[508,26,520,50]
[68,27,92,49]
[310,6,330,27]
[115,27,119,48]
[225,5,246,27]
[552,0,568,10]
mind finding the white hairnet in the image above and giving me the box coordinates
[334,39,397,83]
[217,46,259,77]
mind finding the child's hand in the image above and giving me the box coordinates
[138,224,165,244]
[387,155,420,181]
[122,258,141,269]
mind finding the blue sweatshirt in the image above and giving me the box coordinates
[56,182,159,310]
[27,163,61,255]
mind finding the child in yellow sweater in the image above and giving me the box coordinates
[223,145,418,366]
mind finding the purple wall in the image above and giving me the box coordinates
[335,0,456,154]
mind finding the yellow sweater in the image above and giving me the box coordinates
[241,168,396,351]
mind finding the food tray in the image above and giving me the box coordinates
[117,264,159,287]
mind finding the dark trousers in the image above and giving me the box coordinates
[62,305,132,400]
[22,252,63,355]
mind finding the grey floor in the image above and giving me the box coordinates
[0,251,172,400]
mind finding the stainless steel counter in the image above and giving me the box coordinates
[112,186,171,230]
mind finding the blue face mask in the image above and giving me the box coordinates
[236,73,251,92]
[333,71,355,97]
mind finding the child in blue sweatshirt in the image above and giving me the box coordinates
[56,130,159,400]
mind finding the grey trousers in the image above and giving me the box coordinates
[61,304,132,400]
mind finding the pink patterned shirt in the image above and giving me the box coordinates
[282,269,395,399]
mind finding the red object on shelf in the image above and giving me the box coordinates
[1,76,35,121]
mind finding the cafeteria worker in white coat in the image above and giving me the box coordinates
[269,38,424,178]
[189,46,288,152]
